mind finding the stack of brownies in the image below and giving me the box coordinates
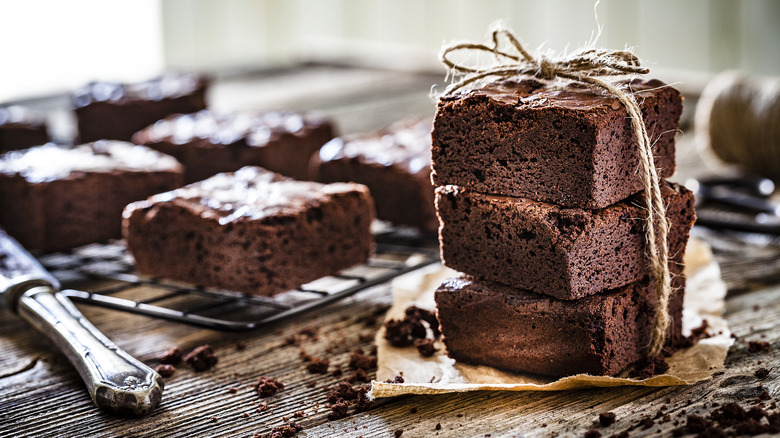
[431,78,697,377]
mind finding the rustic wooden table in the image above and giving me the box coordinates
[1,66,778,438]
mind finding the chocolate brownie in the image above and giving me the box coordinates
[436,181,695,300]
[434,271,686,377]
[0,142,184,252]
[132,109,334,182]
[123,166,374,296]
[0,106,49,151]
[431,78,682,208]
[311,118,437,233]
[72,73,208,143]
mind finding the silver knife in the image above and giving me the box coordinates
[0,229,163,417]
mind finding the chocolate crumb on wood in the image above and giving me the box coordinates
[747,341,771,354]
[598,412,616,427]
[155,364,175,378]
[184,345,218,371]
[159,346,183,365]
[267,421,303,438]
[306,357,330,374]
[349,348,377,370]
[255,376,285,398]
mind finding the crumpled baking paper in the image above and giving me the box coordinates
[371,238,732,398]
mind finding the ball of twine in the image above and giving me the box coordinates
[696,71,780,179]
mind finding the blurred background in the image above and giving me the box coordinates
[2,0,779,103]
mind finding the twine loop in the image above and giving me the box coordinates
[440,29,672,357]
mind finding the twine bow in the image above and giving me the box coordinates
[442,29,672,357]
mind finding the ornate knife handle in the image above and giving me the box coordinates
[10,280,163,417]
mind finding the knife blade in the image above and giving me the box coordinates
[0,228,163,417]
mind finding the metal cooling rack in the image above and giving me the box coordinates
[37,230,440,331]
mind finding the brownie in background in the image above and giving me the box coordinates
[431,78,682,209]
[0,142,184,252]
[0,106,49,151]
[132,109,334,183]
[311,118,437,233]
[123,166,375,296]
[436,181,695,300]
[73,73,208,143]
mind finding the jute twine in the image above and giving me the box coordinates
[696,71,780,179]
[440,29,672,357]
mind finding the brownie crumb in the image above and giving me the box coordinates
[354,384,373,412]
[405,306,441,337]
[638,417,654,429]
[327,381,358,403]
[255,376,285,398]
[384,318,425,347]
[298,326,319,338]
[306,357,330,374]
[328,400,350,420]
[284,335,300,347]
[410,408,418,414]
[184,345,218,371]
[228,387,238,394]
[598,412,616,427]
[384,375,404,384]
[628,356,669,379]
[349,348,377,371]
[159,346,183,365]
[414,338,438,357]
[332,365,343,377]
[242,412,250,418]
[747,341,771,354]
[755,368,770,379]
[348,368,369,384]
[393,430,403,438]
[435,423,442,430]
[236,341,246,351]
[155,364,175,378]
[292,410,305,418]
[268,421,303,438]
[584,429,601,438]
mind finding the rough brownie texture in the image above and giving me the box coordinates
[123,166,374,296]
[72,73,208,143]
[0,106,49,151]
[431,78,682,208]
[435,270,686,377]
[0,142,184,252]
[133,109,335,183]
[311,118,437,233]
[436,180,695,300]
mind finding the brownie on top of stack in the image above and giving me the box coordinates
[432,76,695,377]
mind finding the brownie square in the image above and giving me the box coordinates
[73,73,208,143]
[431,78,682,208]
[310,118,437,233]
[436,181,695,300]
[0,142,184,252]
[132,110,334,183]
[0,106,49,151]
[123,166,375,296]
[435,272,686,377]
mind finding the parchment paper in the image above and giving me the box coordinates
[371,238,732,398]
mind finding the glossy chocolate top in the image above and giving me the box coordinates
[0,141,182,183]
[133,110,329,147]
[317,118,432,174]
[454,77,669,110]
[72,73,207,108]
[142,166,368,224]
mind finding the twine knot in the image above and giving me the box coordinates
[440,28,672,358]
